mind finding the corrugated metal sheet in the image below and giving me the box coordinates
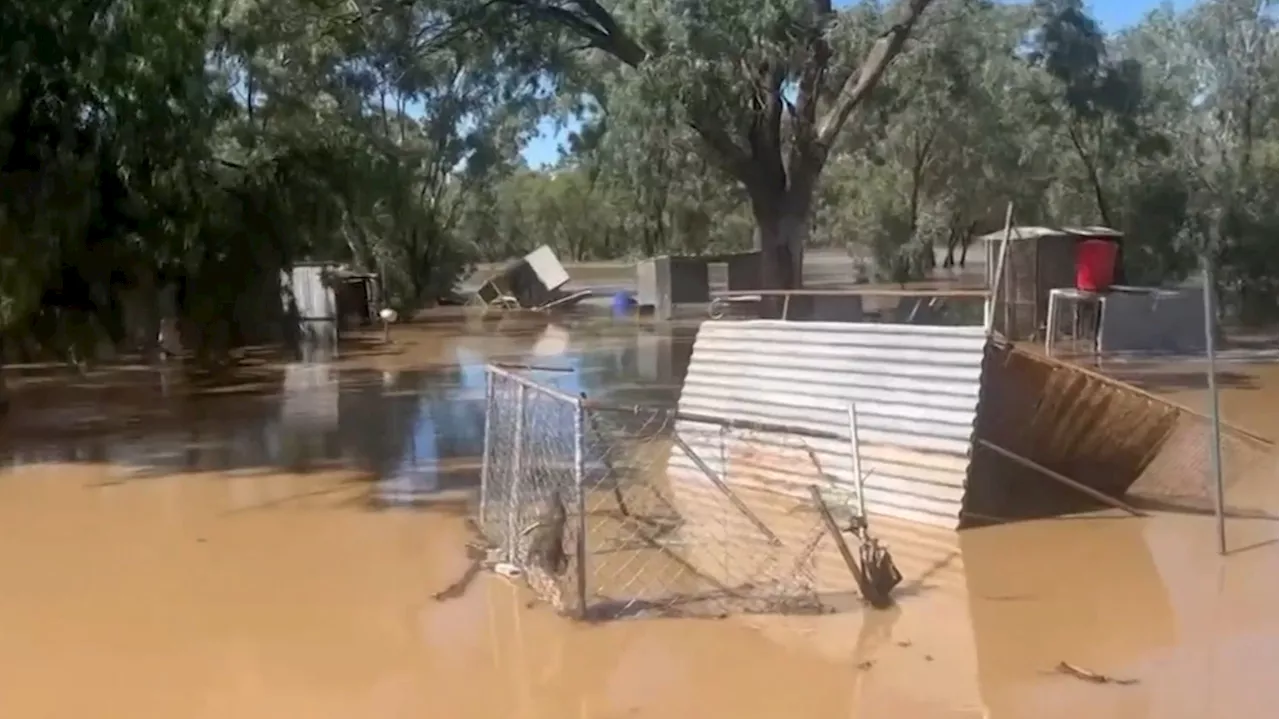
[523,244,571,291]
[668,320,988,529]
[286,265,336,321]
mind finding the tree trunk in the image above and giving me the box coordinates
[752,194,811,290]
[751,192,812,318]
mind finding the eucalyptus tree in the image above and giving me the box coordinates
[813,0,1030,279]
[1173,0,1277,318]
[0,0,542,364]
[465,0,938,290]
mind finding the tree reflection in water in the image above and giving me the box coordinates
[0,322,697,503]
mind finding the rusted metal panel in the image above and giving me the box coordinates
[973,343,1275,519]
[668,320,987,529]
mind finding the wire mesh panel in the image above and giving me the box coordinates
[479,364,849,621]
[581,414,834,619]
[479,366,585,615]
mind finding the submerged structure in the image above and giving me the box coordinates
[670,318,1273,528]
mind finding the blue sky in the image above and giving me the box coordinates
[518,0,1191,168]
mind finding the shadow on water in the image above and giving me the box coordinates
[0,314,697,509]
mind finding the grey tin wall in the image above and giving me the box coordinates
[285,265,337,322]
[668,320,988,529]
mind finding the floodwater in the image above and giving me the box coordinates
[0,313,1275,718]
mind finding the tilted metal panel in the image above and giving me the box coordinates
[669,320,987,529]
[522,244,571,293]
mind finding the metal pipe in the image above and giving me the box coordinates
[478,370,494,528]
[986,202,1015,335]
[710,288,990,299]
[583,400,846,442]
[848,404,868,521]
[671,433,783,546]
[976,438,1145,517]
[572,397,589,618]
[507,383,527,562]
[492,362,574,373]
[485,364,581,404]
[807,485,876,604]
[1202,258,1226,555]
[488,363,850,443]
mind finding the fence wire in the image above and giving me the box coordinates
[479,367,584,615]
[479,365,846,621]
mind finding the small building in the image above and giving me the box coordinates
[981,226,1124,340]
[282,262,380,353]
[636,251,762,320]
[475,245,573,309]
[329,267,380,329]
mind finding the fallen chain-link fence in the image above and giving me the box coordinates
[478,364,873,620]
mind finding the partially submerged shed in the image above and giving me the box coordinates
[281,262,380,353]
[982,226,1123,340]
[476,245,573,309]
[665,318,1272,530]
[282,262,339,349]
[636,251,762,320]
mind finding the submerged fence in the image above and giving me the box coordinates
[478,364,866,620]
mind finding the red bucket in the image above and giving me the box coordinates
[1076,239,1119,292]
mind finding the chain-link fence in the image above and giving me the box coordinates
[479,364,866,620]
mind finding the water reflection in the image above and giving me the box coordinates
[0,319,696,508]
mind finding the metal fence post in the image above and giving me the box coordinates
[985,202,1015,336]
[1201,257,1226,556]
[848,403,867,521]
[478,369,495,529]
[573,397,589,618]
[507,383,527,562]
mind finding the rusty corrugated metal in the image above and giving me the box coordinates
[668,320,987,529]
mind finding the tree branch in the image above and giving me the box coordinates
[743,61,787,193]
[789,0,834,172]
[687,116,753,181]
[815,0,936,150]
[1065,121,1113,226]
[498,1,647,66]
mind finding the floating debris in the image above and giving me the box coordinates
[493,563,522,580]
[1052,661,1139,686]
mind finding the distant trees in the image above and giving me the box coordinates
[2,0,1274,364]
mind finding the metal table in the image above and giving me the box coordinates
[1045,287,1108,357]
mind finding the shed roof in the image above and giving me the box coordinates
[977,225,1123,242]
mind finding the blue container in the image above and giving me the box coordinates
[611,291,636,317]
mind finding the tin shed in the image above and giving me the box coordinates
[982,226,1123,340]
[282,262,339,349]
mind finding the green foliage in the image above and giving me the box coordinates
[2,0,1276,364]
[481,0,1275,319]
[0,0,541,361]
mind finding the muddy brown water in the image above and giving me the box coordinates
[0,315,1274,718]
